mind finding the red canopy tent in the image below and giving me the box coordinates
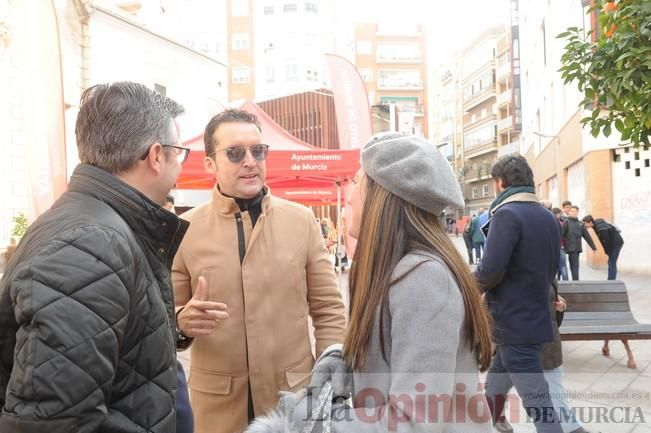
[176,100,360,206]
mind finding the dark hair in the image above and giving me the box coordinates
[552,207,562,215]
[582,215,594,224]
[490,155,535,188]
[570,205,579,211]
[203,109,261,156]
[75,82,184,174]
[562,200,572,207]
[165,195,175,205]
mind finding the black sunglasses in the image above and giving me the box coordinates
[208,144,270,163]
[140,144,190,164]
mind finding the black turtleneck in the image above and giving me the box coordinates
[223,188,266,227]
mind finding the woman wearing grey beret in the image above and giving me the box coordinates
[249,133,495,433]
[247,133,494,433]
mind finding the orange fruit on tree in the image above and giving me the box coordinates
[603,1,618,12]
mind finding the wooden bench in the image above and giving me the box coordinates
[558,280,651,341]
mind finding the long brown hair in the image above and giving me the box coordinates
[343,176,492,371]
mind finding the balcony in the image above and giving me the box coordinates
[376,54,423,64]
[464,114,496,129]
[464,138,498,159]
[497,117,513,131]
[463,86,496,111]
[497,90,511,106]
[496,61,511,80]
[498,140,520,157]
[377,80,424,90]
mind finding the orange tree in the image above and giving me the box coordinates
[558,0,651,146]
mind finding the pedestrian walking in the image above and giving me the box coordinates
[476,155,563,433]
[494,281,595,433]
[471,208,487,261]
[552,208,569,281]
[463,218,475,264]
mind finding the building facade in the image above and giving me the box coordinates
[459,27,501,215]
[257,89,340,149]
[224,0,337,102]
[0,0,227,248]
[354,21,429,137]
[518,0,651,273]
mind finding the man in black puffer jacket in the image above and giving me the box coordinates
[0,82,211,432]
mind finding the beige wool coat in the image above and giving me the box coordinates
[172,187,346,433]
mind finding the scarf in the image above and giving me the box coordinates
[488,186,537,215]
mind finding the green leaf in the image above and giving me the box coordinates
[621,128,632,141]
[592,125,601,138]
[615,118,626,133]
[604,122,612,137]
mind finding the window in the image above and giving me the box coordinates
[359,68,373,82]
[286,63,298,81]
[305,33,317,47]
[464,122,497,149]
[232,33,249,50]
[379,96,418,113]
[378,70,420,88]
[483,184,490,197]
[305,1,318,13]
[462,69,495,102]
[266,64,275,82]
[154,83,166,96]
[232,67,250,83]
[472,187,478,199]
[231,0,249,16]
[376,43,421,62]
[357,40,372,55]
[264,5,274,14]
[283,2,297,12]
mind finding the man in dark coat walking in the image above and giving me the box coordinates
[476,155,562,433]
[0,82,209,432]
[561,206,596,280]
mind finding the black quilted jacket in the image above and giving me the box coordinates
[0,164,188,432]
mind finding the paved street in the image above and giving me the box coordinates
[180,236,651,432]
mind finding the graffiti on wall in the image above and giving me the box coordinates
[618,190,651,225]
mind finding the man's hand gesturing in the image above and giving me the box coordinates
[178,276,229,337]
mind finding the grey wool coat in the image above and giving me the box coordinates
[331,250,492,433]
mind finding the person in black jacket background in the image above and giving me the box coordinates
[582,215,624,280]
[582,215,634,369]
[0,82,205,432]
[561,206,596,280]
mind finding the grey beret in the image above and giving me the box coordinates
[361,132,465,215]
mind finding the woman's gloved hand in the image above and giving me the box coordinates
[309,345,352,399]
